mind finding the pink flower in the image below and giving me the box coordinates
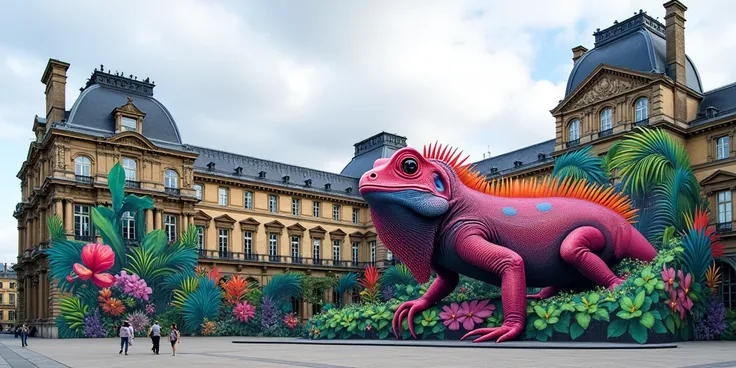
[439,303,462,331]
[145,304,156,315]
[678,270,692,294]
[69,243,115,288]
[113,271,153,301]
[676,270,694,320]
[283,313,299,329]
[661,266,676,292]
[233,301,256,323]
[457,300,495,331]
[665,290,678,313]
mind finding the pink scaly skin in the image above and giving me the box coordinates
[359,146,657,343]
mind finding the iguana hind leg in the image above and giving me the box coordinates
[527,286,558,300]
[559,226,623,290]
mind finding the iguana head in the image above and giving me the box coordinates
[359,144,467,283]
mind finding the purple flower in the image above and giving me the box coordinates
[145,304,156,315]
[694,295,727,341]
[382,285,396,301]
[439,303,462,331]
[124,310,151,333]
[260,296,282,331]
[114,271,153,301]
[83,309,107,338]
[457,300,495,331]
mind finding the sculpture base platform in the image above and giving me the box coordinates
[232,338,677,349]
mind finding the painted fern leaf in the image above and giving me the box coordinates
[47,215,66,241]
[59,296,88,334]
[181,277,222,333]
[262,273,303,305]
[44,239,84,292]
[334,272,359,294]
[551,145,608,185]
[380,264,417,287]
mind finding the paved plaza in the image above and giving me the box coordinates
[0,334,735,368]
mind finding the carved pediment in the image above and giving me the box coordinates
[108,131,156,150]
[364,231,377,239]
[113,96,146,118]
[554,65,655,114]
[264,220,285,229]
[239,217,260,226]
[329,229,347,240]
[214,214,236,223]
[287,223,306,232]
[700,170,736,188]
[194,210,212,221]
[309,226,327,237]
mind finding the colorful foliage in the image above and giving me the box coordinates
[222,274,250,305]
[359,266,381,304]
[551,145,608,185]
[181,277,222,333]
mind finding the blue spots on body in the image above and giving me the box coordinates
[536,202,553,212]
[502,207,517,216]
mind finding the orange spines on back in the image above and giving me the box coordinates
[421,142,639,224]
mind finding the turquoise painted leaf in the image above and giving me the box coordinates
[120,194,154,216]
[108,162,126,214]
[569,322,584,340]
[628,320,648,344]
[91,206,126,272]
[607,319,628,338]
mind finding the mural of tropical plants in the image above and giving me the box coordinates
[306,127,731,343]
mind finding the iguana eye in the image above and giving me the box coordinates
[401,158,418,175]
[434,173,445,192]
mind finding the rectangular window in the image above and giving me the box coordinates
[9,283,15,289]
[218,187,228,206]
[194,184,203,200]
[8,311,15,321]
[313,201,320,217]
[333,240,341,262]
[269,195,278,213]
[121,116,137,131]
[717,190,732,225]
[244,191,253,209]
[196,226,204,252]
[164,214,177,243]
[121,211,136,240]
[291,236,300,261]
[333,204,341,221]
[243,232,253,257]
[122,158,137,181]
[370,241,376,263]
[313,238,321,262]
[717,136,730,160]
[9,294,15,305]
[352,208,360,224]
[292,198,300,216]
[269,233,278,261]
[218,228,229,258]
[73,204,91,239]
[352,242,359,265]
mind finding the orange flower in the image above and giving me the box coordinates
[101,297,126,316]
[98,288,112,303]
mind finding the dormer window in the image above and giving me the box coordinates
[121,117,137,132]
[514,160,523,168]
[490,167,498,175]
[207,162,216,171]
[324,183,331,190]
[258,171,267,179]
[282,175,290,183]
[538,153,546,161]
[346,187,352,193]
[304,179,312,187]
[234,167,243,176]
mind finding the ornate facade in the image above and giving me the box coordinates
[0,265,17,328]
[13,0,736,337]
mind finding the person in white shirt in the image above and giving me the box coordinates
[119,322,133,355]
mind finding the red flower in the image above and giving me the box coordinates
[70,243,115,288]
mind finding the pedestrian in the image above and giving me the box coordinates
[169,324,180,356]
[148,321,161,354]
[20,324,28,347]
[119,322,132,355]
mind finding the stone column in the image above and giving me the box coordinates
[182,213,189,230]
[154,209,163,230]
[63,199,73,238]
[145,209,153,233]
[54,199,63,218]
[37,273,44,319]
[40,209,46,244]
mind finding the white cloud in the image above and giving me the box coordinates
[0,0,734,263]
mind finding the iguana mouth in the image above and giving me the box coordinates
[358,184,430,195]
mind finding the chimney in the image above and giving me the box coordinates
[664,1,687,84]
[571,46,588,63]
[40,59,70,125]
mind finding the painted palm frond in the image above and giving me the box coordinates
[172,276,201,310]
[44,239,84,292]
[181,277,222,333]
[162,271,196,293]
[91,206,126,274]
[47,215,66,241]
[609,127,692,197]
[380,264,417,287]
[178,224,199,249]
[124,230,174,284]
[262,273,303,305]
[59,296,88,334]
[551,145,608,185]
[652,167,700,231]
[680,227,714,284]
[334,272,359,294]
[601,141,623,177]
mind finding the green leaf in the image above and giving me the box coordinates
[650,310,662,321]
[570,322,585,340]
[535,331,549,342]
[594,308,610,322]
[641,297,652,312]
[108,162,126,214]
[378,330,389,339]
[619,296,634,311]
[120,195,154,219]
[653,319,667,334]
[575,312,591,329]
[664,315,676,334]
[91,206,125,271]
[533,305,547,319]
[533,318,547,331]
[639,312,655,329]
[633,290,646,309]
[553,313,570,334]
[628,321,648,344]
[607,319,629,338]
[431,323,444,334]
[616,310,634,320]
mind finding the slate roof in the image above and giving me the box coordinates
[189,145,363,199]
[566,12,703,97]
[65,69,182,145]
[340,132,407,178]
[690,82,736,127]
[470,139,556,177]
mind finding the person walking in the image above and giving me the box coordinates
[20,324,28,347]
[169,324,180,356]
[148,321,161,354]
[119,322,132,355]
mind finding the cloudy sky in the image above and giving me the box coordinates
[1,0,735,265]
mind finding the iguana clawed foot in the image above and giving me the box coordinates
[460,322,524,343]
[392,298,431,339]
[526,286,558,300]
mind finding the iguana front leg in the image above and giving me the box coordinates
[454,227,526,343]
[393,265,458,339]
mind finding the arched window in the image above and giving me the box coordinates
[164,169,178,188]
[74,156,91,176]
[635,97,648,122]
[600,108,612,132]
[568,119,580,141]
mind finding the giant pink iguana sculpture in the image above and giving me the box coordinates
[358,142,656,343]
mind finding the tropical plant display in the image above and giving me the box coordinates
[46,162,307,338]
[306,127,731,343]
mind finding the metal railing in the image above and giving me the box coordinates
[565,139,580,148]
[125,180,141,189]
[197,250,376,268]
[75,175,94,184]
[165,187,181,196]
[715,222,733,232]
[598,129,613,138]
[634,118,649,127]
[74,235,94,242]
